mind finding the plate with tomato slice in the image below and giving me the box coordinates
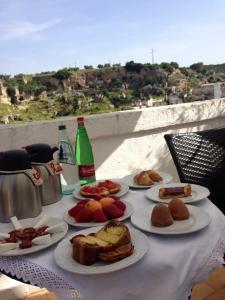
[73,180,130,200]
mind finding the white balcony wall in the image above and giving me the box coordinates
[1,99,225,183]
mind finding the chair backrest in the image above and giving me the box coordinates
[164,128,225,214]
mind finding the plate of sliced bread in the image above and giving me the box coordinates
[54,220,148,275]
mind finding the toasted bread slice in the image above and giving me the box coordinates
[97,180,121,194]
[99,242,134,262]
[80,186,109,198]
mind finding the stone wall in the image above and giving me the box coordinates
[1,98,225,182]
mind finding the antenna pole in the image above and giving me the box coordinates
[151,48,154,64]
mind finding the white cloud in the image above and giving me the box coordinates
[0,19,61,40]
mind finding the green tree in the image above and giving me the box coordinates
[125,61,143,73]
[112,63,121,67]
[170,62,179,69]
[180,67,189,76]
[53,68,71,80]
[160,62,174,73]
[84,65,93,69]
[188,77,200,88]
[72,96,79,111]
[97,64,104,69]
[190,62,204,72]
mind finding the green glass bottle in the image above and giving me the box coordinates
[75,116,96,185]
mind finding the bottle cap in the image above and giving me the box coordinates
[58,124,66,130]
[77,117,84,124]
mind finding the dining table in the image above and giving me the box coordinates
[1,183,225,300]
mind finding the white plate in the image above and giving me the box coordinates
[145,183,210,203]
[0,217,68,256]
[122,171,173,189]
[54,226,149,275]
[131,205,211,235]
[63,201,134,227]
[73,180,129,200]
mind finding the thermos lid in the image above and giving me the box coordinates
[58,124,66,130]
[0,149,32,171]
[25,143,58,163]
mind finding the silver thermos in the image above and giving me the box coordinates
[25,143,62,206]
[0,150,43,222]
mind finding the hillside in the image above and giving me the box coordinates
[0,61,225,124]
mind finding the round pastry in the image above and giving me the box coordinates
[151,204,173,227]
[168,198,190,220]
[147,170,162,182]
[80,186,109,198]
[134,171,154,186]
[97,180,121,194]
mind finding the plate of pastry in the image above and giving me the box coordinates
[122,170,173,189]
[54,220,149,275]
[63,199,134,227]
[131,200,211,235]
[73,180,129,200]
[145,183,210,203]
[0,215,68,256]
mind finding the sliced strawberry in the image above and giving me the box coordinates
[68,204,83,217]
[114,200,126,211]
[93,195,102,201]
[103,204,124,219]
[75,207,92,222]
[78,199,90,205]
[92,209,107,222]
[109,195,120,201]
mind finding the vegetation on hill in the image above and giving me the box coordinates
[0,61,225,123]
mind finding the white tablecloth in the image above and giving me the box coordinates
[1,190,225,300]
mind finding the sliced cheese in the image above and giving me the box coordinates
[34,215,49,229]
[10,216,22,230]
[46,223,65,234]
[0,232,10,239]
[32,234,52,245]
[0,243,17,254]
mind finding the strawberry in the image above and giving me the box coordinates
[103,204,124,219]
[78,199,90,205]
[68,204,83,217]
[114,200,126,211]
[93,195,102,201]
[75,207,92,222]
[109,195,120,201]
[92,209,107,222]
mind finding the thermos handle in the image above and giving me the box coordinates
[24,169,43,186]
[43,160,63,176]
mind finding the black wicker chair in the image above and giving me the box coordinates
[164,128,225,214]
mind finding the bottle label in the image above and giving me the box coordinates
[78,165,95,179]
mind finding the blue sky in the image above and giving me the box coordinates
[0,0,225,75]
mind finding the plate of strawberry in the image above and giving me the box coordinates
[73,180,129,200]
[63,196,134,227]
